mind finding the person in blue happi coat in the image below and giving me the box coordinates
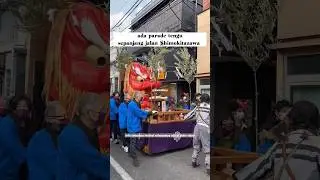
[127,92,153,167]
[0,95,32,180]
[27,101,68,180]
[119,94,131,153]
[58,93,109,180]
[110,91,120,144]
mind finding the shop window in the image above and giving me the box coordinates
[200,88,210,95]
[200,78,210,85]
[287,54,320,75]
[291,85,320,111]
[199,78,210,94]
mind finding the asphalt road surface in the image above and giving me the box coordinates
[110,142,210,180]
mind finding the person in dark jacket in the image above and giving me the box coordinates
[0,95,32,180]
[110,92,120,144]
[0,97,6,118]
[119,94,130,153]
[127,92,152,167]
[57,93,109,180]
[27,101,68,180]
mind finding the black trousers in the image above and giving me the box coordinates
[120,129,129,147]
[129,137,138,159]
[110,120,120,139]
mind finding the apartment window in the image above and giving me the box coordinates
[287,54,320,75]
[199,78,210,94]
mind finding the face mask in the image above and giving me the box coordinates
[16,110,29,120]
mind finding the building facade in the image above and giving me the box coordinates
[276,0,320,110]
[0,10,28,99]
[129,0,202,100]
[196,0,210,94]
[212,0,277,135]
[110,47,120,94]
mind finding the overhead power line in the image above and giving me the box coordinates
[111,0,144,31]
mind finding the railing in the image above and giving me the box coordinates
[147,110,190,124]
[211,147,259,179]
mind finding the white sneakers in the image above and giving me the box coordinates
[122,145,129,153]
[111,138,128,153]
[113,139,120,144]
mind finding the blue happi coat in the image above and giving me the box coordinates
[0,115,26,180]
[27,129,58,180]
[118,102,128,130]
[109,98,118,121]
[183,104,191,110]
[234,133,252,152]
[57,124,109,180]
[258,139,274,155]
[127,101,148,133]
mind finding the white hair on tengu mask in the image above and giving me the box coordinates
[78,93,104,115]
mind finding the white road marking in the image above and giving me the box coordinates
[111,155,135,180]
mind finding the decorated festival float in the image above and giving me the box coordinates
[124,58,194,154]
[18,0,110,153]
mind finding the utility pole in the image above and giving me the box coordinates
[194,0,198,30]
[193,0,198,59]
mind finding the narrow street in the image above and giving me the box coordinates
[110,143,210,180]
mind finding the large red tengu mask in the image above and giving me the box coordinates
[129,62,161,91]
[44,2,109,118]
[123,61,161,100]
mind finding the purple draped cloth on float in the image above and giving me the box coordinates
[137,121,195,154]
